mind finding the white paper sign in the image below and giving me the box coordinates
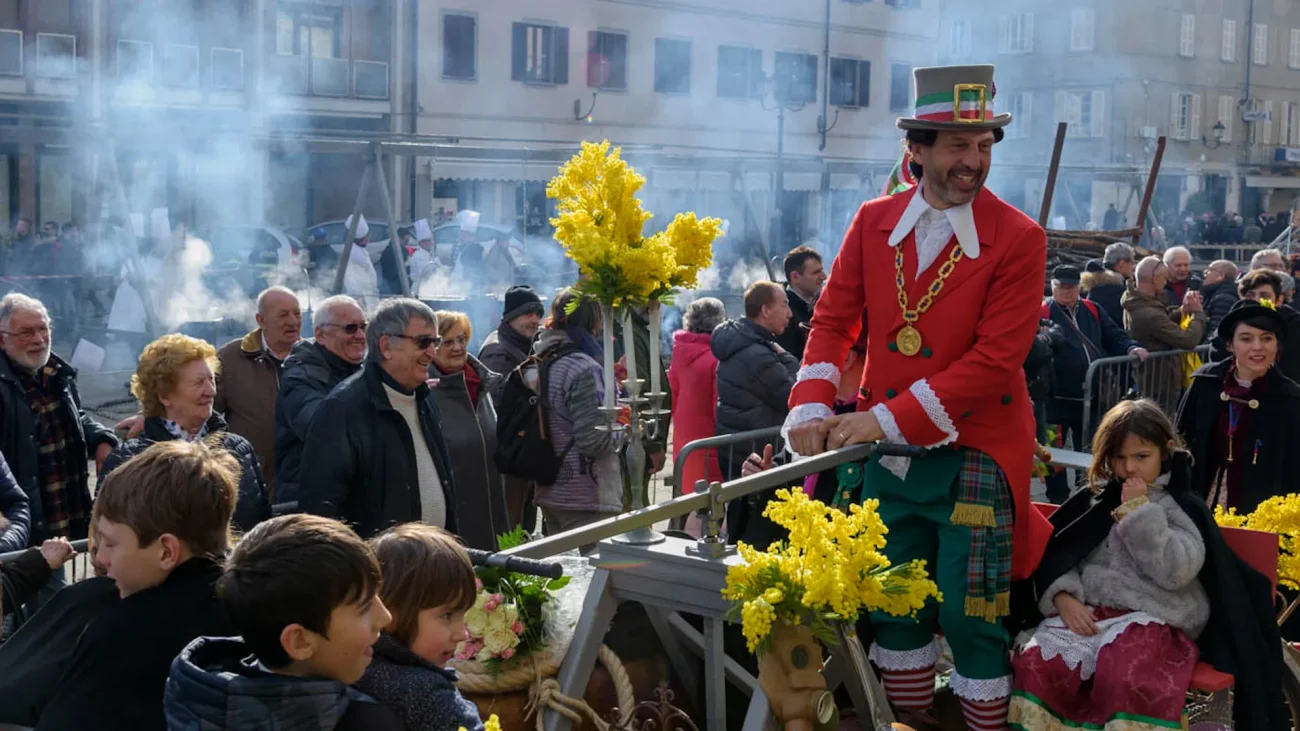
[69,339,106,373]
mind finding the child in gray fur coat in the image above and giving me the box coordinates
[1009,400,1210,730]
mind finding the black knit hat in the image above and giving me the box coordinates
[1216,298,1288,343]
[1051,264,1081,285]
[502,285,544,322]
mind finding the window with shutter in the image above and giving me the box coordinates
[717,45,762,99]
[1090,90,1106,137]
[1007,92,1032,138]
[587,30,627,90]
[653,38,690,94]
[513,22,565,85]
[1171,92,1192,139]
[1264,99,1274,144]
[1223,19,1236,62]
[1062,90,1092,138]
[442,13,476,81]
[1179,14,1195,57]
[1190,93,1202,140]
[1291,29,1300,68]
[1219,95,1234,142]
[1007,14,1033,53]
[1070,8,1095,52]
[889,62,911,111]
[1254,24,1269,65]
[949,22,969,59]
[774,51,817,104]
[830,57,870,108]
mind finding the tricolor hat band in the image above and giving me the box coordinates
[913,86,994,124]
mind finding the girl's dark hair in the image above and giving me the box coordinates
[1087,399,1183,489]
[369,523,477,647]
[904,127,1005,180]
[546,288,601,334]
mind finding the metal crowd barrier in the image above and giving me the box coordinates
[670,426,783,498]
[1079,345,1211,449]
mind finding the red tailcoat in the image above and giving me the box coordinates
[788,186,1052,580]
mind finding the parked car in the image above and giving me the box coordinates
[200,223,305,296]
[307,218,410,295]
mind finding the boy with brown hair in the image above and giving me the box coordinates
[165,514,402,730]
[33,439,238,731]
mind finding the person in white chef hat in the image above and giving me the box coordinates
[341,214,380,313]
[406,218,441,297]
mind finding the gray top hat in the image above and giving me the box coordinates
[896,64,1012,131]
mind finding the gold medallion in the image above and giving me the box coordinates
[896,324,922,357]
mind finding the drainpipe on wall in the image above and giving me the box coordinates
[409,0,419,221]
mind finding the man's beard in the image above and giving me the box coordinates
[11,346,51,372]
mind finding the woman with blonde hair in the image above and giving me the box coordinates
[428,311,508,549]
[100,334,270,532]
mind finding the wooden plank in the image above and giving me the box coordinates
[1038,122,1068,228]
[1132,137,1168,247]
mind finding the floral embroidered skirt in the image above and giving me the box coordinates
[1008,607,1199,730]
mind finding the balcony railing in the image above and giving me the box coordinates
[268,53,388,100]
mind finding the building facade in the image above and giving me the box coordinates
[0,0,411,235]
[938,0,1300,229]
[411,0,939,255]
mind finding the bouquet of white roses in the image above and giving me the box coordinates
[455,580,527,663]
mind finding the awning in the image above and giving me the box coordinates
[831,173,864,190]
[430,160,562,182]
[783,172,823,191]
[698,171,733,191]
[1246,175,1300,189]
[651,169,698,190]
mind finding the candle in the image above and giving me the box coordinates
[623,308,638,398]
[648,301,662,397]
[602,303,615,407]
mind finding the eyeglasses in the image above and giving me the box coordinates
[1,325,51,341]
[438,335,470,348]
[389,333,441,350]
[321,322,367,334]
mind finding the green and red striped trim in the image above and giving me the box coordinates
[913,87,995,123]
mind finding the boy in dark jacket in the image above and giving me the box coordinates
[165,514,401,731]
[33,440,239,731]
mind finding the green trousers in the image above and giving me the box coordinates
[858,452,1011,682]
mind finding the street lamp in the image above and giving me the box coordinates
[1203,120,1226,149]
[759,75,807,256]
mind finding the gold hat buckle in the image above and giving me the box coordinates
[953,83,988,124]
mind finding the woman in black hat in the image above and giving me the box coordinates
[1176,298,1300,513]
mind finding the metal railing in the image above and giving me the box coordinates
[670,427,782,497]
[1078,345,1210,449]
[503,441,924,560]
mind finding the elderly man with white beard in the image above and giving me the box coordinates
[0,294,117,553]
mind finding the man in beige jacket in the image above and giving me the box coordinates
[1121,256,1206,416]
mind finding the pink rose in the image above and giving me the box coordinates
[475,577,484,591]
[484,599,499,612]
[500,647,515,660]
[491,593,504,605]
[511,621,524,635]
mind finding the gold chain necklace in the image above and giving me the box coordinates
[893,243,964,356]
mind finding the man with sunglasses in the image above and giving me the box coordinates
[300,298,458,538]
[274,295,367,503]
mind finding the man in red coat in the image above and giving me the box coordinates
[784,64,1052,730]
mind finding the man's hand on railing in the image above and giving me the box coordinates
[788,419,829,457]
[742,444,775,476]
[1129,346,1150,361]
[40,537,77,570]
[824,410,885,451]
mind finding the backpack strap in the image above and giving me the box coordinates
[1080,298,1100,320]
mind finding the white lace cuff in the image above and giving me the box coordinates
[796,361,841,390]
[782,402,835,457]
[871,403,912,480]
[869,640,938,671]
[910,379,958,448]
[949,672,1011,702]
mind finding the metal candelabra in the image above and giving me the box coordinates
[597,303,668,546]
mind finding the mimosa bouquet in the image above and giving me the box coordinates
[546,140,722,308]
[1214,493,1300,590]
[722,489,942,655]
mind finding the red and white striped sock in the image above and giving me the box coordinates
[960,695,1010,731]
[879,665,936,711]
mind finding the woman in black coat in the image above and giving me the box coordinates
[1176,299,1300,513]
[101,334,271,532]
